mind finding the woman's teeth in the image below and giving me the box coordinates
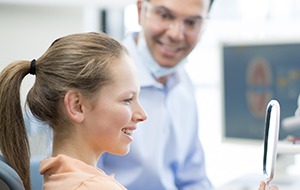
[122,128,134,135]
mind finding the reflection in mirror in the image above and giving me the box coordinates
[263,100,280,189]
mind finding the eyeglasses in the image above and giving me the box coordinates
[142,1,206,36]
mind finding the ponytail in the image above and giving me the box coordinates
[0,60,32,190]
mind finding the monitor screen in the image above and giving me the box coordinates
[222,40,300,142]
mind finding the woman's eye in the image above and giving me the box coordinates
[124,98,133,104]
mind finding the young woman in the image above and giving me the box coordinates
[0,32,147,190]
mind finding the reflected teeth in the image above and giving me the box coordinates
[122,128,134,135]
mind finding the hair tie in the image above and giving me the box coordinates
[29,59,36,75]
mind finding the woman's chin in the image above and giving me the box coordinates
[112,146,130,156]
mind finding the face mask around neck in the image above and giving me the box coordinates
[136,32,187,79]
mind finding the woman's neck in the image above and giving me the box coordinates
[52,136,100,167]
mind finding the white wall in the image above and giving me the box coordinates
[0,0,133,66]
[0,4,84,68]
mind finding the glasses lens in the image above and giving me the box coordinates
[144,2,172,29]
[143,1,205,35]
[183,18,204,35]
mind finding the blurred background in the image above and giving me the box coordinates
[1,0,300,189]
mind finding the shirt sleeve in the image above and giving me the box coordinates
[169,70,212,190]
[174,128,212,190]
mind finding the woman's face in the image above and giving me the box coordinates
[81,54,147,156]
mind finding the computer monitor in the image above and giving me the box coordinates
[221,40,300,143]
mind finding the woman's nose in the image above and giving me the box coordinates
[133,103,148,122]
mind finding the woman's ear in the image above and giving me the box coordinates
[64,90,84,123]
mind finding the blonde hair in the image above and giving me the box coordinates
[0,32,129,190]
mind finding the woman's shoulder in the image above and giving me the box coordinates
[78,175,127,190]
[41,154,127,190]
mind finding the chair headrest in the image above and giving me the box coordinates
[0,154,25,190]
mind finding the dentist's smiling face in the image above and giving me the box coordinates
[138,0,210,68]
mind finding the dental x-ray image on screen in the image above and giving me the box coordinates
[222,41,300,142]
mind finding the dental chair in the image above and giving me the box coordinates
[0,155,25,190]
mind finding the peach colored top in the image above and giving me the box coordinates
[40,154,126,190]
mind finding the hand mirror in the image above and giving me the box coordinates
[263,100,280,189]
